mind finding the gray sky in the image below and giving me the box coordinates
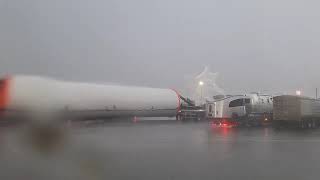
[1,0,320,96]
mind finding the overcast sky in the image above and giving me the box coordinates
[1,0,320,96]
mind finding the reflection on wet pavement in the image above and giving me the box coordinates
[2,121,320,180]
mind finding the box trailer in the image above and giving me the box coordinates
[273,95,320,128]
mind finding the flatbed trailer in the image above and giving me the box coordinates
[177,109,206,121]
[273,95,320,128]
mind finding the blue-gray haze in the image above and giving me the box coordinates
[1,0,320,96]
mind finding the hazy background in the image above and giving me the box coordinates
[1,0,320,97]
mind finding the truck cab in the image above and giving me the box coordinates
[207,93,273,126]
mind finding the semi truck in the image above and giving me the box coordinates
[206,93,273,126]
[273,95,320,128]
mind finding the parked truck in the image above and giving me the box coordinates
[206,93,273,127]
[273,95,320,128]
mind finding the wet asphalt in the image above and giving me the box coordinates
[72,120,320,180]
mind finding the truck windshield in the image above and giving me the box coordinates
[229,98,251,107]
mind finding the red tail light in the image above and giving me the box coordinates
[0,77,10,112]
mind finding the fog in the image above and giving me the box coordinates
[1,0,320,97]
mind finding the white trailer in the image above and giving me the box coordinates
[273,95,320,128]
[0,75,180,122]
